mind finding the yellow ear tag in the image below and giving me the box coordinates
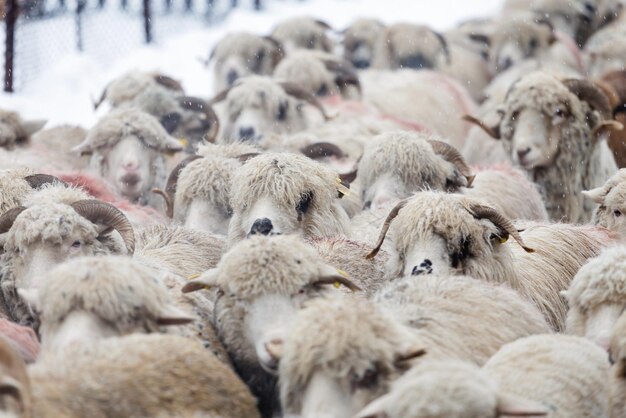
[333,281,341,289]
[336,269,349,278]
[499,236,508,244]
[336,178,351,198]
[188,273,201,280]
[179,138,189,147]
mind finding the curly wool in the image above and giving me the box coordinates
[0,168,34,213]
[229,152,350,242]
[274,50,345,98]
[39,256,176,337]
[22,184,90,207]
[588,169,626,232]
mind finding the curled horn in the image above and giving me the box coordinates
[313,19,333,30]
[263,36,285,67]
[153,155,203,218]
[208,86,233,105]
[468,203,534,253]
[427,140,475,187]
[301,142,345,160]
[92,86,108,110]
[279,82,331,121]
[178,96,220,142]
[153,74,184,92]
[462,114,501,139]
[70,200,135,254]
[312,275,362,292]
[366,200,407,260]
[24,174,68,190]
[563,79,612,120]
[323,59,362,97]
[0,206,26,234]
[433,31,451,64]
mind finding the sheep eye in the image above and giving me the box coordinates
[71,240,81,248]
[352,367,379,391]
[363,201,372,210]
[529,38,538,49]
[297,192,313,214]
[615,210,622,217]
[317,84,329,96]
[277,102,288,121]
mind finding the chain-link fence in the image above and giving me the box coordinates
[2,0,271,92]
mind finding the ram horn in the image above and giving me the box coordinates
[24,174,68,190]
[462,114,501,139]
[563,79,612,120]
[0,206,26,235]
[152,74,184,92]
[366,199,408,259]
[279,82,331,121]
[178,96,221,143]
[70,200,135,254]
[323,59,362,97]
[468,203,534,253]
[427,140,475,187]
[300,142,345,160]
[153,155,203,218]
[311,275,362,292]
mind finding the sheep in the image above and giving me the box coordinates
[595,70,626,168]
[584,169,626,239]
[181,234,362,418]
[365,191,613,331]
[342,18,385,69]
[609,310,626,417]
[356,130,548,221]
[270,17,335,54]
[0,198,135,325]
[206,32,284,93]
[354,360,551,418]
[19,334,260,417]
[0,108,46,150]
[584,24,626,78]
[484,334,611,418]
[359,69,476,150]
[153,142,262,234]
[464,72,619,223]
[273,50,361,99]
[210,76,329,144]
[0,168,36,214]
[564,245,626,349]
[227,152,351,245]
[279,274,550,418]
[72,108,184,209]
[93,71,184,109]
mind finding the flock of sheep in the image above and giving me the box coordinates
[3,0,626,416]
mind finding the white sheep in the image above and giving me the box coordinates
[207,32,284,93]
[227,152,351,245]
[564,245,626,349]
[366,191,613,330]
[182,234,361,418]
[342,18,385,69]
[72,108,184,209]
[270,17,335,54]
[279,274,549,418]
[16,334,259,417]
[609,310,626,416]
[465,72,619,223]
[0,108,46,150]
[584,169,626,239]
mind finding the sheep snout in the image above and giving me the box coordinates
[250,218,274,236]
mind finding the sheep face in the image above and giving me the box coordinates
[280,297,424,418]
[220,78,308,143]
[183,235,356,375]
[584,170,626,239]
[373,24,447,70]
[97,136,161,202]
[0,110,46,149]
[343,19,385,69]
[380,193,507,280]
[488,21,554,74]
[228,154,350,243]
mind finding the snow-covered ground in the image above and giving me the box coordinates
[0,0,503,127]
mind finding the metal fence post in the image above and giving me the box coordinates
[75,0,86,51]
[254,0,261,10]
[4,0,18,92]
[143,0,152,43]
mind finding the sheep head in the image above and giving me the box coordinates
[280,296,427,418]
[366,192,532,280]
[208,32,284,93]
[211,76,328,144]
[0,200,135,326]
[271,17,335,55]
[182,235,359,374]
[342,18,386,69]
[584,169,626,239]
[358,132,474,210]
[227,153,350,244]
[74,109,182,204]
[0,109,46,150]
[29,256,192,354]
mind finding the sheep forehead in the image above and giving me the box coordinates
[228,77,286,106]
[5,204,97,248]
[178,157,235,202]
[196,141,261,159]
[218,236,321,295]
[24,185,90,207]
[41,256,170,325]
[604,182,626,207]
[232,154,336,207]
[505,73,575,114]
[88,109,170,151]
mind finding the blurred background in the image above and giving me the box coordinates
[0,0,501,125]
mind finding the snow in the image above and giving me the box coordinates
[0,0,503,127]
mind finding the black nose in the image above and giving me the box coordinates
[399,54,432,70]
[239,127,256,141]
[352,59,370,69]
[227,69,239,86]
[411,259,433,276]
[250,218,273,236]
[500,57,513,72]
[517,147,531,160]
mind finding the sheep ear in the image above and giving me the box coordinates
[582,187,606,204]
[156,304,195,326]
[181,269,219,293]
[17,288,40,313]
[21,119,47,137]
[496,392,550,417]
[353,394,391,418]
[394,345,427,368]
[71,140,93,156]
[162,135,185,154]
[593,120,624,142]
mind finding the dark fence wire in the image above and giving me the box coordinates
[3,0,275,92]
